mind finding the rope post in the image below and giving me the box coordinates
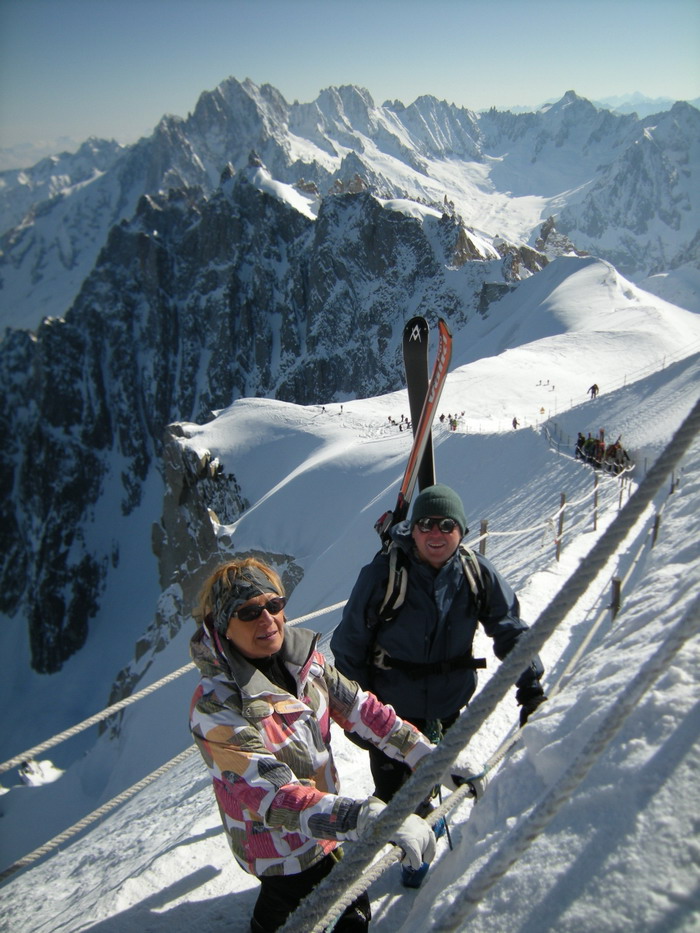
[593,473,599,531]
[556,493,566,562]
[610,577,622,618]
[479,519,488,555]
[651,513,661,548]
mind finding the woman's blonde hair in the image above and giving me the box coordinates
[198,557,284,630]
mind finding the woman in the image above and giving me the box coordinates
[189,557,437,933]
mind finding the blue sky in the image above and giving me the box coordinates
[1,0,699,150]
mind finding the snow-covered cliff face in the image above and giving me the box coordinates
[2,81,698,331]
[0,137,125,230]
[556,101,700,275]
[0,156,542,673]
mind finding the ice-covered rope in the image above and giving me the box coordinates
[298,491,670,932]
[280,396,700,933]
[0,746,198,885]
[432,589,700,931]
[0,602,348,775]
[0,663,198,775]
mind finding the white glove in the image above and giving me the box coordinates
[444,752,488,800]
[354,798,436,869]
[391,813,437,870]
[354,797,386,838]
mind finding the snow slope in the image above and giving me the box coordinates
[1,262,699,932]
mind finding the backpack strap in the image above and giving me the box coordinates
[377,544,409,623]
[377,543,487,625]
[458,545,486,617]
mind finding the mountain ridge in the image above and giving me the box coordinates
[1,80,698,331]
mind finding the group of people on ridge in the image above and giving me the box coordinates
[576,430,632,474]
[189,483,546,932]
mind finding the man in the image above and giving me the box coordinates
[331,484,546,812]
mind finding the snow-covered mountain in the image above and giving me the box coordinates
[1,79,698,330]
[1,77,698,685]
[0,265,698,931]
[1,76,699,930]
[0,154,547,676]
[594,91,700,118]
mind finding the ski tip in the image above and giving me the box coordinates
[404,316,429,342]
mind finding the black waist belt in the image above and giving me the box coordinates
[372,646,486,678]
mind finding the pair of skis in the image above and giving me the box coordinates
[376,316,453,545]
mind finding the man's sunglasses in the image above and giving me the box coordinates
[415,517,460,534]
[234,596,287,622]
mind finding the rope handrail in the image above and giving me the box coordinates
[0,746,198,885]
[432,590,700,931]
[234,465,669,923]
[295,470,677,930]
[0,663,197,775]
[0,463,621,775]
[3,401,696,903]
[280,470,670,931]
[279,395,700,933]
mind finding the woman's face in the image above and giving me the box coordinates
[225,592,286,659]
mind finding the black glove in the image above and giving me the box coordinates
[517,686,547,726]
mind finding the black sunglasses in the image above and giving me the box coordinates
[234,596,287,622]
[415,517,460,534]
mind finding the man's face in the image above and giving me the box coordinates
[411,516,462,568]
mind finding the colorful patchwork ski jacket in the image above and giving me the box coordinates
[189,619,433,878]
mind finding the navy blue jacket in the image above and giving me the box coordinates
[330,522,544,722]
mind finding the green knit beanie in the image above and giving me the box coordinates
[410,483,468,535]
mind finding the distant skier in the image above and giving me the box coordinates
[512,417,519,429]
[588,383,599,399]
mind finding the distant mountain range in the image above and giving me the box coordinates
[2,91,697,171]
[503,92,700,117]
[1,81,698,331]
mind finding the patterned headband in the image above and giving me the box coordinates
[211,565,282,634]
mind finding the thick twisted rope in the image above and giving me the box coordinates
[432,589,700,930]
[280,395,700,933]
[0,746,197,884]
[0,663,197,775]
[0,603,348,776]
